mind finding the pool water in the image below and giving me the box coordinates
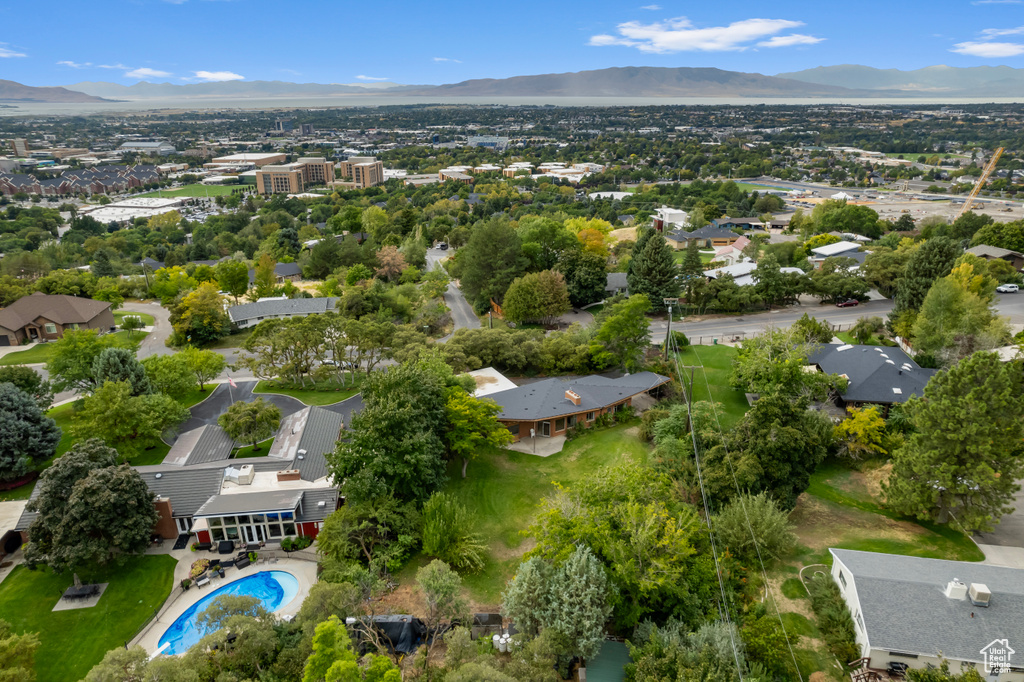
[158,570,299,655]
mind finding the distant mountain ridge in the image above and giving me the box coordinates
[776,64,1024,96]
[0,79,108,103]
[66,80,424,99]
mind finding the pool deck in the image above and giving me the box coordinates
[131,544,318,655]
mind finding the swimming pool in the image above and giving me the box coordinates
[158,570,299,655]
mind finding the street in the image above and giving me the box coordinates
[425,247,480,339]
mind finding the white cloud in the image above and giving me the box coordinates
[355,74,390,81]
[193,70,244,81]
[951,40,1024,56]
[126,67,171,79]
[57,60,92,68]
[640,4,661,9]
[588,16,818,53]
[972,0,1021,4]
[757,33,825,47]
[981,25,1024,36]
[0,45,26,58]
[97,63,130,70]
[433,57,462,63]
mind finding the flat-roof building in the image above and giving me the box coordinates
[212,152,286,167]
[255,157,334,195]
[334,156,384,190]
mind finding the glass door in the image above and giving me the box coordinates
[541,421,550,437]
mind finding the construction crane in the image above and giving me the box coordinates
[954,147,1004,221]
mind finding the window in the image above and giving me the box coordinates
[567,415,577,427]
[236,515,250,524]
[209,518,222,528]
[554,418,565,432]
[226,526,239,540]
[586,412,595,422]
[889,652,919,660]
[281,511,294,520]
[44,323,57,334]
[211,528,225,541]
[252,514,265,523]
[838,571,847,589]
[507,424,520,436]
[268,524,283,537]
[283,522,297,536]
[855,611,864,632]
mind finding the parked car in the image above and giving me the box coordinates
[996,283,1019,293]
[835,299,860,307]
[436,242,448,250]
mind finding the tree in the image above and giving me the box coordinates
[502,556,555,638]
[120,314,145,339]
[252,253,278,300]
[180,346,225,391]
[912,264,1008,363]
[306,238,343,280]
[893,236,960,317]
[141,354,194,398]
[850,316,886,345]
[863,247,911,299]
[834,406,889,459]
[170,282,230,346]
[808,256,869,304]
[417,560,470,676]
[741,614,797,679]
[421,492,486,571]
[303,616,402,682]
[45,329,136,393]
[71,381,189,460]
[713,492,796,562]
[92,347,152,396]
[328,358,449,505]
[373,245,407,283]
[546,545,612,662]
[678,240,705,304]
[883,352,1024,532]
[971,219,1024,253]
[0,619,39,682]
[626,230,678,310]
[25,444,158,572]
[457,217,528,313]
[556,249,607,308]
[519,216,579,270]
[501,270,571,325]
[216,259,250,304]
[591,294,651,372]
[444,388,514,478]
[753,253,804,308]
[0,383,60,483]
[197,595,270,632]
[346,263,372,286]
[218,398,281,451]
[85,646,152,682]
[0,365,53,410]
[731,326,844,401]
[791,313,834,344]
[316,495,421,573]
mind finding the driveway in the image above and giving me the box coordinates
[426,248,480,340]
[121,300,173,358]
[172,381,364,441]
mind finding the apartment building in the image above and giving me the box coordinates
[255,157,335,195]
[335,156,385,189]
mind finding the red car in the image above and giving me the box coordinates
[835,299,860,308]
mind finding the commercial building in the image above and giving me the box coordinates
[489,373,670,442]
[0,293,114,346]
[211,153,287,167]
[335,156,385,190]
[10,139,29,156]
[467,135,509,151]
[832,549,1024,681]
[118,141,176,156]
[255,157,334,195]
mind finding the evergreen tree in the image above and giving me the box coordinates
[678,240,706,305]
[883,352,1024,532]
[0,383,60,482]
[627,232,679,311]
[626,227,655,283]
[893,236,960,317]
[501,557,555,638]
[547,545,612,662]
[91,347,152,396]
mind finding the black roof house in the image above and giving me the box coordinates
[488,372,670,422]
[806,344,935,407]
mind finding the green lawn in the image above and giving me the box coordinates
[673,345,749,428]
[175,383,216,409]
[233,438,275,458]
[0,331,148,367]
[404,424,651,605]
[114,310,155,327]
[203,328,254,350]
[254,380,361,406]
[139,183,239,197]
[673,250,716,264]
[0,555,177,682]
[835,332,896,347]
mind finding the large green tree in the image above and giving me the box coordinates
[893,236,961,317]
[883,352,1024,532]
[457,218,529,313]
[92,347,152,396]
[0,383,60,483]
[72,381,189,460]
[141,354,194,398]
[556,248,608,308]
[626,230,678,311]
[218,398,282,451]
[0,365,53,410]
[501,270,571,325]
[45,328,137,393]
[216,259,250,304]
[444,388,514,478]
[170,281,230,346]
[181,346,226,391]
[591,294,651,372]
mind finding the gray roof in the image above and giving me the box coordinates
[194,489,304,517]
[227,297,336,323]
[163,425,235,466]
[966,244,1024,260]
[605,272,628,293]
[665,225,739,243]
[832,549,1024,664]
[489,372,670,422]
[296,488,339,523]
[807,344,935,405]
[295,407,342,482]
[140,467,225,518]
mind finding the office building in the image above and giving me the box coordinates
[255,157,334,195]
[300,123,314,135]
[10,139,29,156]
[335,156,384,190]
[275,119,293,132]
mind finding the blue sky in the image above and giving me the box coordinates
[2,0,1024,86]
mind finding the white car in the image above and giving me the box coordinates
[996,284,1019,293]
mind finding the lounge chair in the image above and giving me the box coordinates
[195,573,210,588]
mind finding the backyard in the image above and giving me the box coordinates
[0,555,177,682]
[673,344,749,428]
[0,330,148,366]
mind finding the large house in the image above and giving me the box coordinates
[704,260,805,287]
[228,297,338,329]
[966,244,1024,272]
[665,225,742,250]
[488,373,670,442]
[806,344,935,410]
[0,293,114,346]
[16,405,344,545]
[809,240,868,270]
[832,549,1024,681]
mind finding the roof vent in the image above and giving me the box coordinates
[298,449,307,456]
[893,388,903,395]
[836,344,854,352]
[317,500,326,508]
[969,583,992,607]
[945,579,967,600]
[155,473,163,479]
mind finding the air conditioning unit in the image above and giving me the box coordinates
[945,579,967,600]
[969,583,992,607]
[236,464,255,486]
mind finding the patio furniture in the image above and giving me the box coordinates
[62,584,99,601]
[245,542,260,552]
[195,573,210,588]
[194,542,213,551]
[217,540,234,555]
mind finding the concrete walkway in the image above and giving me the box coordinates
[977,544,1024,569]
[508,435,567,457]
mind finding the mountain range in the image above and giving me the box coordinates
[5,64,1024,103]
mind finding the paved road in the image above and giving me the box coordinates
[121,300,173,358]
[425,247,480,339]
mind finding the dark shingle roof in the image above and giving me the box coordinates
[295,407,342,482]
[489,372,670,422]
[163,425,235,466]
[665,225,739,243]
[605,272,628,293]
[297,488,339,523]
[227,297,336,324]
[807,344,935,405]
[832,549,1024,665]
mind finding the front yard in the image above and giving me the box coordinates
[0,555,177,682]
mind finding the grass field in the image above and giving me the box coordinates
[673,250,716,264]
[114,310,155,327]
[734,182,779,192]
[0,331,148,366]
[835,332,896,347]
[234,438,275,458]
[254,380,361,406]
[140,183,239,198]
[0,555,177,682]
[673,345,749,428]
[203,328,254,349]
[396,424,650,606]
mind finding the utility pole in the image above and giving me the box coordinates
[662,298,678,358]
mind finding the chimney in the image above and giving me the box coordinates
[945,579,967,600]
[565,389,581,406]
[277,469,301,482]
[969,583,992,607]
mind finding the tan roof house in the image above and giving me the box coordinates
[0,292,114,347]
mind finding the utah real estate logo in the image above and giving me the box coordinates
[980,639,1015,674]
